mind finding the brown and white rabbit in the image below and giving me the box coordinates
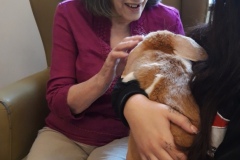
[121,30,208,160]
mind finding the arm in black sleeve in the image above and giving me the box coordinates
[112,78,148,126]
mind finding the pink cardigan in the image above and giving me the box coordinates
[45,0,184,146]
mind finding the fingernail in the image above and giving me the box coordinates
[191,125,198,134]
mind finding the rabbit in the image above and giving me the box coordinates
[121,30,208,160]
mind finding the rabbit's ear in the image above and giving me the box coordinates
[172,35,208,61]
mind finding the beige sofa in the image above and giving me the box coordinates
[0,0,209,159]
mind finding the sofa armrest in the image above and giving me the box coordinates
[0,69,50,160]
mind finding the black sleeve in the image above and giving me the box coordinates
[214,106,240,160]
[111,78,148,126]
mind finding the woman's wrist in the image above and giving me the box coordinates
[124,94,149,124]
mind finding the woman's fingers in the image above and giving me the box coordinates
[121,35,144,43]
[113,35,143,53]
[98,35,144,86]
[166,106,198,134]
[154,126,187,160]
[150,149,174,160]
[139,142,184,160]
[105,35,143,76]
[163,142,187,160]
[139,141,174,160]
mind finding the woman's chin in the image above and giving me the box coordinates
[126,15,142,22]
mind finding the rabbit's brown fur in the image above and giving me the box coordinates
[121,30,207,160]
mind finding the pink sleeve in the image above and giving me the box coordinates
[46,3,79,119]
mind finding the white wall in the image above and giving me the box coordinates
[0,0,47,89]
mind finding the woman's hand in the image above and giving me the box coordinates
[124,94,198,160]
[68,35,143,114]
[97,35,144,88]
